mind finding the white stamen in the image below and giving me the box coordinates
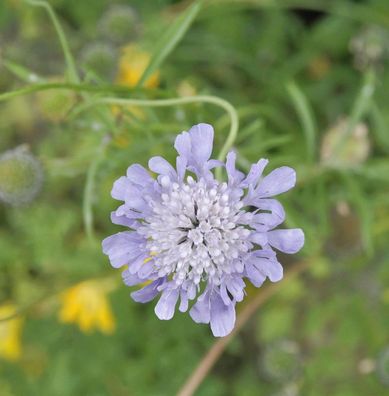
[138,178,251,285]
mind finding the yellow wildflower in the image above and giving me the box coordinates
[116,44,159,88]
[58,279,116,334]
[0,303,23,361]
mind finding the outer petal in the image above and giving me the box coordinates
[207,159,224,169]
[254,257,283,282]
[226,151,244,186]
[128,253,149,274]
[250,232,268,247]
[210,292,236,337]
[126,164,153,186]
[267,229,305,254]
[252,199,285,229]
[124,187,148,212]
[188,123,214,164]
[241,159,269,188]
[131,279,163,303]
[137,259,155,278]
[189,290,211,324]
[245,263,266,287]
[174,131,191,158]
[111,176,130,201]
[122,269,143,286]
[155,288,180,320]
[176,156,187,182]
[102,232,144,268]
[148,156,177,180]
[256,166,296,197]
[179,290,189,312]
[110,211,137,228]
[225,277,245,302]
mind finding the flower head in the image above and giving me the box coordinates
[58,279,116,334]
[103,124,304,336]
[0,303,23,361]
[0,146,43,206]
[99,5,139,45]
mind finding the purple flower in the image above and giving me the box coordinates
[102,123,304,337]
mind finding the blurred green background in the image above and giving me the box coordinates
[1,0,389,395]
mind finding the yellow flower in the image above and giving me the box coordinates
[116,44,159,88]
[0,303,23,362]
[58,279,116,334]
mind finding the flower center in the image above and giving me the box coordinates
[139,176,251,286]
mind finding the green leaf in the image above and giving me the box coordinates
[286,81,317,163]
[136,0,203,88]
[2,59,42,83]
[25,0,80,83]
[354,160,389,183]
[340,171,374,256]
[370,102,389,153]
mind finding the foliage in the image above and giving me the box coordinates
[0,0,389,395]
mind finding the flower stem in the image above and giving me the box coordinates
[176,259,310,396]
[24,0,80,83]
[69,95,239,179]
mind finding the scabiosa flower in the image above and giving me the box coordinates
[103,124,304,337]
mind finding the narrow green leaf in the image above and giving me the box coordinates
[370,101,389,153]
[137,0,203,88]
[286,81,317,163]
[354,160,389,183]
[340,171,373,256]
[25,0,80,83]
[83,140,107,242]
[2,59,42,83]
[334,69,375,155]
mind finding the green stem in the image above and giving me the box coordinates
[333,69,375,156]
[286,81,317,163]
[0,82,144,102]
[69,95,239,179]
[83,139,107,242]
[25,0,80,83]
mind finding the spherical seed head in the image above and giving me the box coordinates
[259,340,302,383]
[102,124,304,337]
[80,42,117,80]
[0,147,43,206]
[99,5,139,44]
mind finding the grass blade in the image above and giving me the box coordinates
[137,0,203,88]
[287,81,317,163]
[25,0,80,83]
